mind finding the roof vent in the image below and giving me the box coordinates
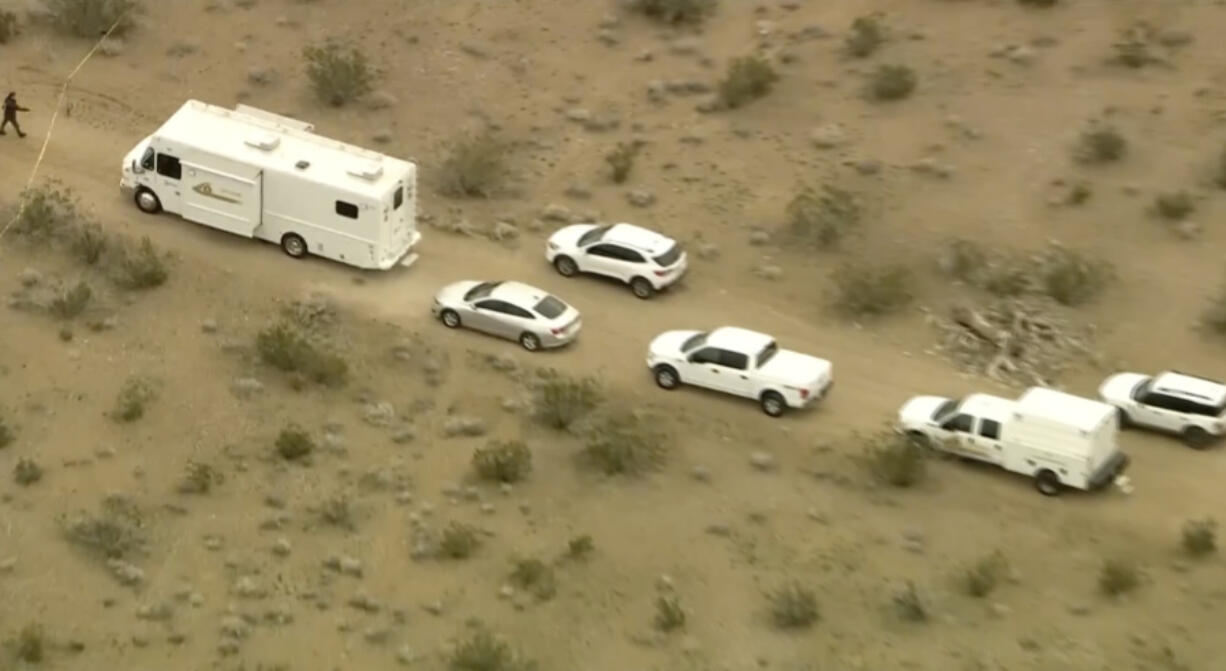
[244,131,280,151]
[295,160,310,170]
[346,160,383,181]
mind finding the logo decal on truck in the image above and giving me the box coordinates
[191,182,240,204]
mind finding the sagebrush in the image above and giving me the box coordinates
[718,56,778,109]
[769,583,819,629]
[1181,518,1217,557]
[785,185,860,249]
[472,440,532,483]
[1098,558,1140,596]
[581,409,666,475]
[255,322,348,387]
[448,628,536,671]
[44,0,137,39]
[438,132,508,198]
[868,64,916,101]
[627,0,715,25]
[1075,123,1127,164]
[846,15,883,57]
[275,425,314,461]
[829,263,914,317]
[0,10,18,44]
[533,373,602,430]
[303,40,374,106]
[865,430,927,487]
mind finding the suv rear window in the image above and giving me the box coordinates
[533,296,567,319]
[653,243,682,267]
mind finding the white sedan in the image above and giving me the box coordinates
[645,326,833,417]
[432,280,582,352]
[545,222,687,299]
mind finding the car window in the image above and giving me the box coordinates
[502,303,534,319]
[586,244,620,259]
[617,246,646,263]
[755,341,778,368]
[681,333,708,352]
[689,347,722,365]
[932,399,959,423]
[1140,392,1182,411]
[155,152,182,180]
[533,295,566,319]
[474,299,511,315]
[943,413,974,433]
[720,350,749,370]
[464,281,501,302]
[653,243,682,267]
[978,419,1001,440]
[578,224,612,247]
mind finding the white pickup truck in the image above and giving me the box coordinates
[897,386,1131,496]
[646,326,833,417]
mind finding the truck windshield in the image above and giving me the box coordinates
[681,332,708,352]
[756,341,779,368]
[932,399,960,422]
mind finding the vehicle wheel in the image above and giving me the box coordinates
[134,188,162,214]
[1035,469,1062,497]
[630,277,655,300]
[1116,408,1133,429]
[653,365,680,390]
[519,332,541,352]
[760,391,786,418]
[439,309,461,329]
[554,256,578,277]
[281,233,307,259]
[1182,426,1213,450]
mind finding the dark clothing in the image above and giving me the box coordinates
[2,96,27,137]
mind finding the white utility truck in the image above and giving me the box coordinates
[897,386,1131,496]
[119,99,421,270]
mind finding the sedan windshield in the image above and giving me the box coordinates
[578,224,612,247]
[653,243,682,267]
[681,332,708,352]
[463,281,502,302]
[533,295,567,319]
[932,399,960,423]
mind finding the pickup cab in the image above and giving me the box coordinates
[897,393,1015,461]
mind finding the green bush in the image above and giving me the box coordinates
[61,496,146,560]
[717,55,779,109]
[275,425,314,461]
[829,263,914,317]
[439,522,481,559]
[71,222,109,265]
[845,15,883,58]
[438,132,508,198]
[255,322,348,387]
[627,0,715,25]
[785,185,860,249]
[533,373,602,430]
[45,0,137,39]
[177,461,222,494]
[14,623,44,663]
[13,458,43,486]
[9,184,78,243]
[448,628,536,671]
[581,409,666,475]
[303,40,374,106]
[868,64,916,101]
[472,440,532,483]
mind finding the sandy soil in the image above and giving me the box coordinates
[2,0,1226,669]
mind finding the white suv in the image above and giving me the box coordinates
[646,326,833,417]
[545,222,687,299]
[1098,370,1226,449]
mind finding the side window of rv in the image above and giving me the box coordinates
[393,187,404,210]
[155,153,182,180]
[943,413,974,433]
[335,200,359,220]
[978,419,1001,440]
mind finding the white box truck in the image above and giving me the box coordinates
[897,386,1131,496]
[119,99,421,271]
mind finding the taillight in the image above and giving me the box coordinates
[653,269,669,276]
[799,388,810,399]
[551,327,563,335]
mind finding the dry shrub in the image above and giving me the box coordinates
[13,458,43,486]
[7,183,79,243]
[1181,518,1217,557]
[1033,244,1112,306]
[626,0,715,25]
[939,239,1111,306]
[654,595,686,631]
[255,322,348,388]
[13,624,44,663]
[532,373,602,430]
[1111,25,1158,68]
[303,40,374,106]
[438,132,508,198]
[566,534,594,559]
[868,64,916,101]
[44,0,137,39]
[70,222,109,265]
[1018,0,1057,5]
[962,551,1009,597]
[769,583,819,629]
[1204,283,1226,335]
[49,281,92,319]
[846,14,883,57]
[0,10,18,44]
[1098,558,1140,596]
[61,495,147,560]
[605,142,639,183]
[1075,123,1126,164]
[318,495,354,529]
[509,558,556,600]
[717,55,778,109]
[439,522,481,559]
[112,236,168,290]
[177,461,223,494]
[865,430,927,487]
[893,582,927,622]
[785,185,860,249]
[448,628,537,671]
[829,263,914,317]
[1153,191,1194,220]
[275,424,314,461]
[1215,146,1226,189]
[0,417,12,448]
[472,440,532,483]
[581,409,666,475]
[111,376,155,422]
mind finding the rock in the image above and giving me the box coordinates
[219,615,250,639]
[136,602,174,620]
[626,189,656,207]
[201,318,219,333]
[635,49,654,62]
[490,221,519,241]
[695,95,722,113]
[18,268,41,287]
[1174,221,1201,240]
[852,159,882,175]
[705,523,731,537]
[646,80,667,102]
[366,90,398,110]
[422,600,444,615]
[443,416,488,438]
[565,108,591,123]
[234,576,266,599]
[363,401,395,427]
[107,559,145,586]
[670,37,703,55]
[348,592,381,613]
[749,451,777,471]
[340,556,364,577]
[695,242,720,260]
[910,158,955,179]
[372,130,393,144]
[564,184,592,200]
[391,427,417,444]
[810,123,848,149]
[272,538,292,557]
[396,644,418,665]
[753,264,783,281]
[498,584,515,599]
[691,466,711,482]
[541,203,571,222]
[1005,45,1036,66]
[364,627,391,644]
[231,377,264,400]
[596,29,619,46]
[748,229,771,246]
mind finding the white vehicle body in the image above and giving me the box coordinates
[119,99,421,271]
[898,386,1130,496]
[645,326,833,417]
[545,222,687,299]
[432,280,582,352]
[1098,370,1226,448]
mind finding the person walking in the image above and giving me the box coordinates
[2,92,29,138]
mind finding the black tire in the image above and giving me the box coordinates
[134,188,162,214]
[439,309,461,329]
[653,364,680,390]
[1182,426,1213,450]
[630,277,654,300]
[281,233,307,259]
[760,391,786,418]
[519,332,541,352]
[1116,408,1133,429]
[554,256,578,277]
[1035,469,1062,497]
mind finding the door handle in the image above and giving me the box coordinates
[710,368,719,374]
[739,375,747,379]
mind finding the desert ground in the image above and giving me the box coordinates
[1,0,1226,669]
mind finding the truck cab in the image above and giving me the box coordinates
[898,393,1015,463]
